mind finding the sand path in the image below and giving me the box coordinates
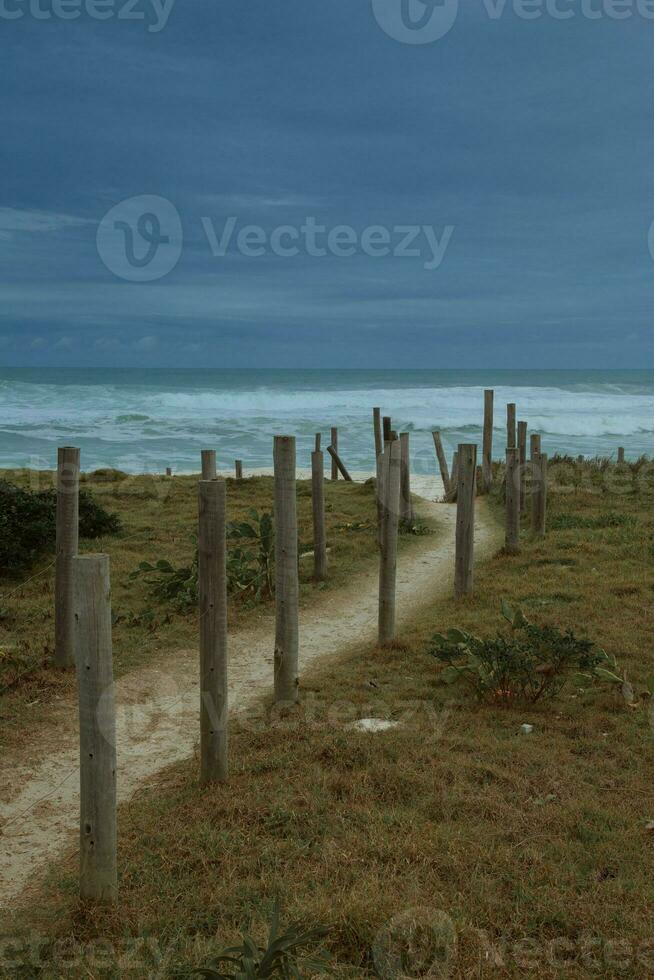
[0,478,501,910]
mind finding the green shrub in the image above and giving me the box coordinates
[428,601,622,704]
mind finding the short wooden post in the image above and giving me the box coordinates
[330,427,338,480]
[274,436,299,703]
[532,452,548,538]
[518,421,527,514]
[327,445,353,482]
[505,448,520,554]
[382,416,392,442]
[482,389,494,493]
[74,554,117,903]
[198,480,228,783]
[432,431,451,498]
[235,460,243,480]
[577,454,584,465]
[201,450,217,480]
[507,403,517,449]
[165,467,172,477]
[311,450,328,581]
[399,433,413,525]
[373,407,383,458]
[378,438,401,646]
[454,444,477,598]
[55,446,80,669]
[617,447,625,465]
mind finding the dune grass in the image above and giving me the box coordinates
[5,470,654,978]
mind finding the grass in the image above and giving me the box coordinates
[4,469,654,978]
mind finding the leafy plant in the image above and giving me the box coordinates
[129,549,199,611]
[178,901,330,978]
[429,601,622,704]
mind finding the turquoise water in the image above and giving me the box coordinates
[0,368,651,474]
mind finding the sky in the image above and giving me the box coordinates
[1,0,654,368]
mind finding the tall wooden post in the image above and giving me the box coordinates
[532,452,548,538]
[482,389,494,493]
[198,479,228,783]
[518,421,527,514]
[235,460,243,480]
[505,448,520,555]
[311,449,328,581]
[378,438,401,646]
[73,554,117,903]
[330,427,338,480]
[274,436,299,703]
[399,432,413,525]
[373,407,383,458]
[201,450,217,480]
[507,404,517,450]
[432,431,450,498]
[454,444,477,598]
[55,446,80,669]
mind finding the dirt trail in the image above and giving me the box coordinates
[0,480,501,909]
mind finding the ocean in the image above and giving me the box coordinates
[0,368,652,474]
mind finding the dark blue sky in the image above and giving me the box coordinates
[1,0,653,367]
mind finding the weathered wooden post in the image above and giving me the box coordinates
[518,421,527,514]
[382,416,392,443]
[446,450,459,503]
[530,433,541,458]
[507,403,517,449]
[399,432,413,525]
[274,436,299,703]
[201,450,217,480]
[378,437,401,646]
[55,446,80,669]
[235,460,243,480]
[618,447,625,465]
[505,448,520,554]
[198,479,228,783]
[432,431,451,498]
[315,433,321,452]
[454,444,477,598]
[73,554,117,903]
[327,445,353,481]
[373,407,383,458]
[532,452,548,538]
[311,449,328,581]
[330,427,339,480]
[482,389,494,493]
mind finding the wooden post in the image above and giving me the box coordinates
[378,438,401,646]
[505,448,520,555]
[314,433,321,452]
[432,431,451,498]
[518,421,527,514]
[73,554,117,903]
[235,460,243,480]
[617,447,625,465]
[532,452,548,538]
[311,450,328,581]
[399,433,413,525]
[327,445,353,482]
[274,436,299,703]
[198,480,228,783]
[201,450,217,480]
[577,454,584,465]
[165,467,172,477]
[382,416,392,443]
[454,444,477,598]
[330,427,338,480]
[482,389,494,493]
[373,407,383,458]
[507,403,517,449]
[55,446,80,669]
[530,433,541,458]
[445,451,459,503]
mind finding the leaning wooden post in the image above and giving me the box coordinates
[617,447,625,465]
[198,479,228,783]
[454,444,477,598]
[446,451,459,503]
[507,403,517,449]
[73,554,117,903]
[201,450,217,480]
[378,438,401,646]
[327,445,353,482]
[399,432,413,525]
[55,446,80,669]
[330,427,339,480]
[518,421,527,514]
[235,460,243,480]
[505,448,520,555]
[274,436,299,703]
[311,449,328,581]
[482,389,494,493]
[432,431,450,498]
[373,407,383,458]
[532,452,548,538]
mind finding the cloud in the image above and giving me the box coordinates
[0,208,91,236]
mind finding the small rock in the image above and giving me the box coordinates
[348,718,399,734]
[520,724,534,735]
